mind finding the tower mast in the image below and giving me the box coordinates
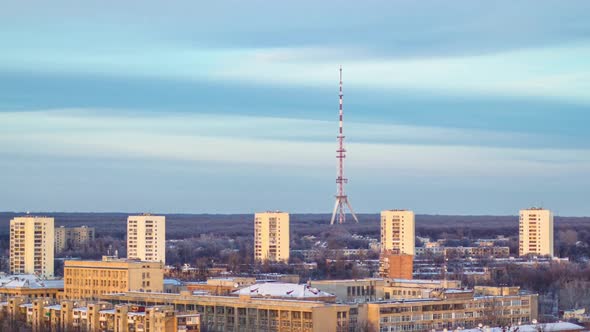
[330,66,359,225]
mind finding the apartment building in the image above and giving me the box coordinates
[381,210,415,255]
[254,211,290,262]
[519,208,554,257]
[63,256,164,300]
[9,216,54,277]
[127,214,166,263]
[55,225,95,253]
[1,300,200,332]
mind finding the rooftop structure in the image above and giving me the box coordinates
[233,283,335,302]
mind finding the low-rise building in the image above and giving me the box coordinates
[101,291,355,332]
[0,274,63,299]
[63,256,164,300]
[2,299,199,332]
[363,288,538,332]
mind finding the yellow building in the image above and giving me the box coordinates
[55,225,95,253]
[97,285,538,332]
[381,210,415,255]
[379,253,413,279]
[63,256,164,300]
[362,288,538,332]
[254,211,290,262]
[519,208,554,257]
[1,299,200,332]
[10,216,55,277]
[101,291,354,332]
[310,278,462,303]
[127,214,166,263]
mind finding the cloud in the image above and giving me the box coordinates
[1,109,588,178]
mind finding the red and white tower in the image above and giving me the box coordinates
[330,66,359,225]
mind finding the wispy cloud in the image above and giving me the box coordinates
[1,109,588,177]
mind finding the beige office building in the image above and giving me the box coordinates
[519,208,554,257]
[63,256,164,300]
[9,216,54,277]
[381,210,415,255]
[127,214,166,263]
[102,291,353,332]
[55,225,95,253]
[254,211,290,262]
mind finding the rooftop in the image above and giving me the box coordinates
[233,283,333,299]
[462,322,583,332]
[0,275,63,289]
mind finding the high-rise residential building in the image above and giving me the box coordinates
[127,214,166,263]
[63,256,164,300]
[380,210,415,255]
[55,225,95,253]
[519,208,554,257]
[254,211,290,262]
[9,216,55,277]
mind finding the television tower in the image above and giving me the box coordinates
[330,66,359,225]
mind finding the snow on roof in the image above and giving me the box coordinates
[233,283,334,299]
[0,275,63,289]
[461,322,584,332]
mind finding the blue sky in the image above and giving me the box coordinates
[1,1,589,215]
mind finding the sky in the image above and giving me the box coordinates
[1,1,589,215]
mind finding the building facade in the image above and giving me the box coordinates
[9,216,54,277]
[0,274,63,299]
[127,214,166,263]
[364,289,538,332]
[101,291,354,332]
[379,254,413,279]
[55,225,95,253]
[254,211,290,262]
[381,210,415,255]
[0,300,200,332]
[98,285,538,332]
[519,208,554,257]
[63,256,164,300]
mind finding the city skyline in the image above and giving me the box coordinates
[1,1,590,215]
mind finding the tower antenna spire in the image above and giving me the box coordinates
[330,66,359,225]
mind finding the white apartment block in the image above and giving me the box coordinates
[254,211,290,262]
[9,216,54,277]
[519,208,554,257]
[381,210,415,255]
[127,215,166,263]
